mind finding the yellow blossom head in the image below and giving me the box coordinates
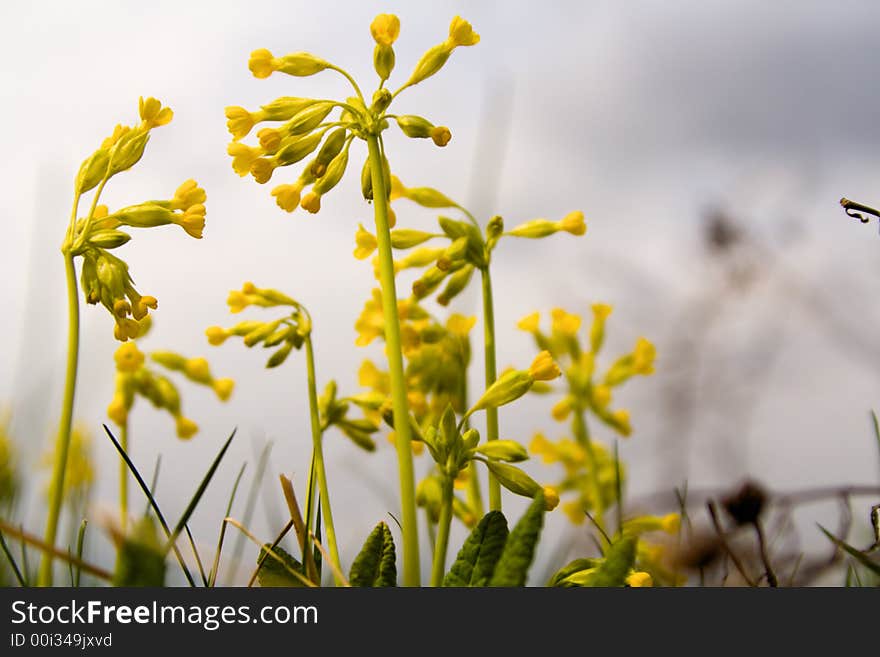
[660,513,680,534]
[446,313,476,337]
[551,308,582,336]
[625,571,654,587]
[114,342,144,373]
[225,106,255,141]
[175,416,198,439]
[271,183,303,212]
[212,378,235,401]
[551,396,573,422]
[248,48,276,79]
[559,210,586,235]
[300,191,322,214]
[528,350,561,381]
[205,326,230,346]
[592,303,612,321]
[183,357,211,383]
[139,96,173,129]
[107,394,129,426]
[448,16,480,47]
[633,337,657,375]
[354,223,378,260]
[542,486,560,511]
[517,311,541,334]
[172,179,206,210]
[430,126,452,147]
[250,158,276,184]
[370,14,400,46]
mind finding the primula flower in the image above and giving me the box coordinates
[371,14,400,46]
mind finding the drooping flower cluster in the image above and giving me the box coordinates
[106,329,233,440]
[66,97,207,341]
[225,15,479,217]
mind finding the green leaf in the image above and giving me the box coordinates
[256,544,306,587]
[489,492,546,586]
[589,536,637,587]
[112,516,166,587]
[349,522,397,587]
[443,511,509,587]
[818,525,880,577]
[548,558,601,587]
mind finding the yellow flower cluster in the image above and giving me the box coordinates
[69,98,206,341]
[107,340,233,440]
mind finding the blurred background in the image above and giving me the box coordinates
[2,0,879,584]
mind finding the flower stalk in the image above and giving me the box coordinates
[480,267,502,511]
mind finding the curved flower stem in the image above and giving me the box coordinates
[303,333,342,584]
[38,252,80,586]
[430,474,454,587]
[366,133,420,586]
[571,407,606,537]
[480,266,502,511]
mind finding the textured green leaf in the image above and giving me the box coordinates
[489,492,546,587]
[819,525,880,577]
[443,511,509,587]
[349,522,397,587]
[113,516,166,587]
[256,544,306,587]
[589,536,637,587]
[548,558,601,587]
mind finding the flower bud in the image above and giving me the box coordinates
[370,14,400,46]
[468,369,533,415]
[405,43,453,89]
[87,229,131,249]
[370,88,393,114]
[474,440,529,463]
[275,52,331,77]
[485,461,541,499]
[373,44,395,81]
[150,351,187,371]
[75,148,110,193]
[285,102,335,136]
[260,96,316,121]
[436,265,474,306]
[312,147,349,195]
[430,126,451,147]
[507,218,558,239]
[395,115,435,139]
[528,351,561,381]
[354,223,378,260]
[266,341,294,368]
[390,228,435,249]
[311,128,348,177]
[412,265,448,299]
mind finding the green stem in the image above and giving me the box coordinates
[458,362,484,519]
[480,267,501,511]
[120,422,129,533]
[366,133,420,586]
[571,407,606,535]
[303,334,342,584]
[430,474,454,587]
[38,253,80,586]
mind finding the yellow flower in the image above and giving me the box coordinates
[551,396,572,421]
[559,210,586,235]
[107,393,129,426]
[592,303,612,320]
[543,486,560,511]
[562,500,585,525]
[446,313,476,337]
[355,289,385,346]
[175,416,198,439]
[625,571,654,587]
[389,175,407,201]
[300,191,322,214]
[271,183,303,212]
[138,96,173,129]
[528,350,561,381]
[250,157,276,184]
[225,106,255,140]
[212,378,235,401]
[611,408,631,436]
[248,48,276,78]
[633,337,657,375]
[448,16,480,47]
[529,432,556,464]
[358,359,389,393]
[205,326,230,346]
[591,384,612,409]
[227,290,250,314]
[660,512,680,534]
[183,357,212,384]
[176,204,206,239]
[170,179,206,211]
[551,308,582,336]
[228,143,262,176]
[354,223,378,260]
[114,342,144,373]
[370,14,400,46]
[430,126,452,147]
[517,311,540,333]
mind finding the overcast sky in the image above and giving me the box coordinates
[3,1,880,581]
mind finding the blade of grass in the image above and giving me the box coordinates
[102,424,196,586]
[279,474,317,583]
[0,519,111,581]
[0,529,26,586]
[183,525,208,587]
[168,429,237,547]
[208,462,247,587]
[313,503,323,584]
[19,530,29,584]
[310,530,348,587]
[818,524,880,576]
[143,455,162,518]
[73,520,87,587]
[226,439,272,585]
[614,439,623,534]
[872,410,880,477]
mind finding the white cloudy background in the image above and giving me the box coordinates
[2,0,880,583]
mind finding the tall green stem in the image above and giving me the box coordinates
[571,407,605,534]
[480,267,501,511]
[430,474,454,587]
[38,253,80,586]
[366,134,420,586]
[119,422,129,533]
[303,334,342,584]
